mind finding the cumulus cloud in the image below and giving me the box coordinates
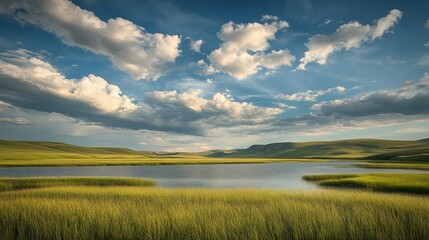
[0,49,137,114]
[425,42,429,48]
[276,86,346,101]
[318,73,429,117]
[297,9,402,70]
[190,39,203,53]
[208,17,295,80]
[0,0,181,80]
[0,49,281,135]
[144,89,282,124]
[426,19,429,29]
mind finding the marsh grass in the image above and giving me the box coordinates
[356,162,429,171]
[0,177,155,191]
[0,154,329,167]
[1,184,428,240]
[303,173,429,194]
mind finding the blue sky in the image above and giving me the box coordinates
[0,0,428,151]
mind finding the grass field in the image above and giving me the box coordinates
[0,177,155,191]
[0,178,428,240]
[303,173,429,194]
[0,155,331,167]
[355,162,429,171]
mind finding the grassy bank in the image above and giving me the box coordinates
[0,181,428,240]
[303,173,429,194]
[356,162,429,171]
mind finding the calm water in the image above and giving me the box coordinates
[0,162,424,190]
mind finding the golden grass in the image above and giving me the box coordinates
[356,162,429,171]
[1,184,428,240]
[0,154,330,167]
[303,173,429,194]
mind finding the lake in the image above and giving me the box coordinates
[0,162,424,189]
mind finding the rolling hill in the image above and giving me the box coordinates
[208,138,429,161]
[0,139,152,155]
[1,138,428,164]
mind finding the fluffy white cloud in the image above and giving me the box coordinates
[145,89,282,123]
[0,0,181,80]
[0,49,282,134]
[297,9,402,70]
[426,19,429,29]
[0,49,137,114]
[276,86,346,101]
[190,39,203,53]
[208,17,295,80]
[425,42,429,48]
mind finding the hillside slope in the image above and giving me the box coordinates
[0,139,149,155]
[1,138,428,163]
[209,139,429,161]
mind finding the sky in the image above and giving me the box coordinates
[0,0,428,151]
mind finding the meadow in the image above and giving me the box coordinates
[303,173,429,194]
[0,154,331,167]
[1,177,428,240]
[355,162,429,171]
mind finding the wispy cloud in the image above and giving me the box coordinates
[276,86,346,101]
[275,103,297,109]
[0,117,31,125]
[297,9,402,70]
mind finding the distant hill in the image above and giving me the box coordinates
[0,139,153,156]
[208,139,429,162]
[1,138,428,162]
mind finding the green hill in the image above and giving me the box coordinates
[0,139,151,155]
[1,138,428,165]
[208,138,429,161]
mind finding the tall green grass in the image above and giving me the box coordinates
[0,155,329,167]
[1,185,428,240]
[356,162,429,171]
[0,177,155,191]
[303,173,429,194]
